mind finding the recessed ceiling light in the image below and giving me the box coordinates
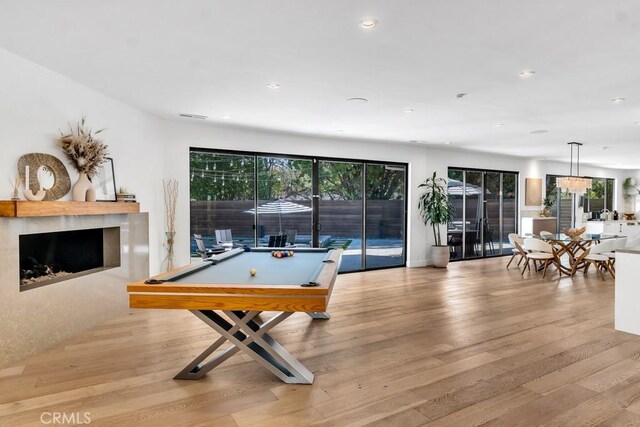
[444,141,451,145]
[220,115,231,119]
[266,83,280,89]
[519,70,536,78]
[345,97,369,104]
[530,129,548,134]
[359,18,378,29]
[634,121,640,126]
[403,108,414,114]
[495,123,504,127]
[611,97,625,103]
[337,129,345,133]
[456,93,467,98]
[598,146,610,151]
[179,113,207,120]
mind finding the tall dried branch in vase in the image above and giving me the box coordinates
[163,179,179,271]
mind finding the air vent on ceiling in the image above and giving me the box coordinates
[179,113,208,120]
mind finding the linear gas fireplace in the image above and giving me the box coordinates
[19,227,120,291]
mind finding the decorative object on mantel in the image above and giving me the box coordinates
[17,153,71,201]
[24,165,46,202]
[93,157,117,201]
[57,116,109,202]
[116,187,137,203]
[562,226,586,240]
[540,196,554,217]
[163,179,178,271]
[9,177,23,200]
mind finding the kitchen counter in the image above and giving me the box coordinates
[616,250,640,336]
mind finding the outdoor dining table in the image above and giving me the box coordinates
[536,233,624,276]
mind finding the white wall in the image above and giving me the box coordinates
[0,47,165,274]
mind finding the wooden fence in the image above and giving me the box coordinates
[190,200,405,240]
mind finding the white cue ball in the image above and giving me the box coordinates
[250,268,257,276]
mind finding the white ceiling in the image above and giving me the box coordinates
[1,1,640,168]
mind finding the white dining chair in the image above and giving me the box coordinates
[583,239,616,280]
[602,237,627,267]
[506,233,526,268]
[540,230,554,237]
[522,238,557,278]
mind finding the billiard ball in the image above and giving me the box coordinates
[249,268,257,276]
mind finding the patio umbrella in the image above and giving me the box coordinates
[243,199,312,233]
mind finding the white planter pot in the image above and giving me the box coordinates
[431,245,450,268]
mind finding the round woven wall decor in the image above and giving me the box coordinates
[18,153,71,201]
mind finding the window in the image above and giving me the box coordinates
[190,149,407,272]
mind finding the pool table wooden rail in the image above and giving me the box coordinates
[128,249,342,312]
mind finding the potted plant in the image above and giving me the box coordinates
[623,177,636,202]
[418,171,455,268]
[541,196,554,217]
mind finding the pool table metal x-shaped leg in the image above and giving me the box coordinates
[174,309,324,384]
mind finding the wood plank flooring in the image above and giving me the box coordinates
[1,257,639,426]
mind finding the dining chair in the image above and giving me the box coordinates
[268,235,287,247]
[539,230,554,237]
[215,229,233,244]
[625,235,640,249]
[522,238,557,278]
[284,229,297,247]
[583,239,616,280]
[602,237,627,265]
[506,233,526,268]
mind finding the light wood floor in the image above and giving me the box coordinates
[1,257,639,426]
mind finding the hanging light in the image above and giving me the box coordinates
[556,142,592,194]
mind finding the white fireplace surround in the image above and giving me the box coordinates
[0,213,149,368]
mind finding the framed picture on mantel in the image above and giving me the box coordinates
[93,158,117,202]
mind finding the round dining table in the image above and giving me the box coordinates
[536,233,624,276]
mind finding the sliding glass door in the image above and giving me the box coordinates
[447,168,518,260]
[190,149,407,272]
[256,156,313,247]
[318,160,363,271]
[365,164,406,269]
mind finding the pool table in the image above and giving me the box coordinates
[127,247,342,384]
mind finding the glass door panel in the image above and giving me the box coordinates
[464,171,483,259]
[364,164,406,268]
[256,156,313,247]
[484,172,501,257]
[318,160,363,272]
[447,169,464,260]
[189,152,256,252]
[501,173,518,255]
[448,168,518,261]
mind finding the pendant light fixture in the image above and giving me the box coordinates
[556,142,592,194]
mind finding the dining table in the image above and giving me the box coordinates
[536,233,624,276]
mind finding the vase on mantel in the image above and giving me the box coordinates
[72,172,96,202]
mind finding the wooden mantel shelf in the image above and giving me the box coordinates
[0,201,140,217]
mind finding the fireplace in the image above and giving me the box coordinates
[19,227,120,291]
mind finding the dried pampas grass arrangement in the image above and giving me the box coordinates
[58,116,109,178]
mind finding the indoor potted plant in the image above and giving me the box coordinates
[541,196,554,217]
[418,171,455,268]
